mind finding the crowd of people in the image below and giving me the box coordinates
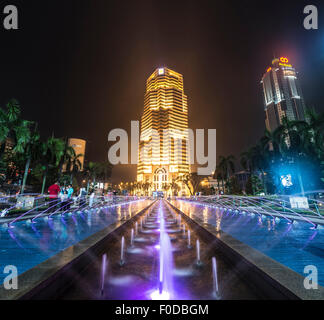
[47,182,104,211]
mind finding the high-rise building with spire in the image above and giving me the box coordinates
[261,57,307,132]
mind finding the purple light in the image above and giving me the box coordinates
[150,289,170,300]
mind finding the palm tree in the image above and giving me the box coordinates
[178,172,204,196]
[218,155,235,193]
[39,137,65,194]
[66,151,83,185]
[83,161,113,192]
[20,124,41,193]
[58,140,76,179]
[96,161,113,188]
[0,99,32,159]
[240,148,254,173]
[169,179,180,196]
[213,167,225,193]
[83,161,99,192]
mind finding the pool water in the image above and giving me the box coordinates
[171,200,324,286]
[0,200,151,284]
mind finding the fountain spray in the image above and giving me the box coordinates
[188,230,191,248]
[196,239,201,265]
[212,257,220,299]
[131,229,134,246]
[101,254,107,296]
[120,236,125,266]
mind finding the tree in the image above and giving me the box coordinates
[228,176,242,195]
[0,99,32,160]
[38,137,65,194]
[218,155,235,193]
[178,172,205,196]
[142,182,152,195]
[169,179,180,196]
[96,161,113,187]
[83,161,113,192]
[213,167,225,193]
[83,161,99,192]
[20,125,40,193]
[65,149,83,185]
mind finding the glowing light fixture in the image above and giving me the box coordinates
[158,68,165,75]
[280,174,293,188]
[150,290,170,300]
[280,57,289,63]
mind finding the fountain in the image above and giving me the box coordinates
[101,254,107,296]
[151,205,174,300]
[120,236,125,266]
[212,257,220,299]
[196,239,202,266]
[182,224,186,238]
[187,230,192,248]
[130,229,134,247]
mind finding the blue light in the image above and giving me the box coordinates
[280,174,293,188]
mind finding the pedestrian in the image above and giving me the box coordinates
[66,185,74,209]
[48,181,60,212]
[60,187,68,209]
[79,187,87,207]
[67,185,74,199]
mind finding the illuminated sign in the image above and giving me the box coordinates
[267,67,272,72]
[280,174,293,187]
[280,57,289,63]
[289,196,309,209]
[279,63,292,68]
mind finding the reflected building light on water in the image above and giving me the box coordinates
[258,216,262,225]
[215,211,221,232]
[203,207,208,224]
[117,206,121,220]
[129,206,132,218]
[216,219,221,232]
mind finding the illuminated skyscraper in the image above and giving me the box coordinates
[137,67,190,194]
[261,57,307,132]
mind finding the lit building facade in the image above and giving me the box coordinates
[261,57,307,132]
[68,138,86,170]
[137,67,190,195]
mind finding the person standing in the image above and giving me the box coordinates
[67,185,74,199]
[48,182,60,212]
[66,185,74,209]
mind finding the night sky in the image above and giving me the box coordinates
[1,0,324,183]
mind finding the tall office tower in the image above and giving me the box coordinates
[137,67,190,195]
[261,57,307,132]
[67,138,86,170]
